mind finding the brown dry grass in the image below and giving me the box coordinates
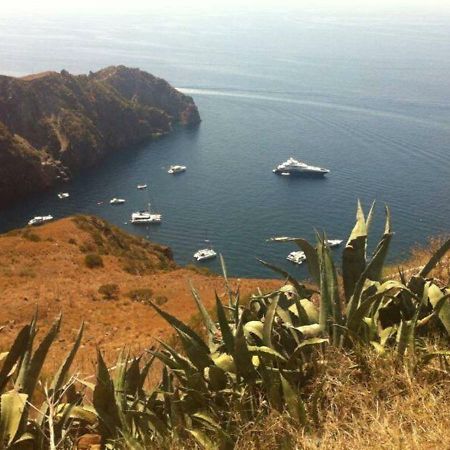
[0,216,280,376]
[235,347,450,450]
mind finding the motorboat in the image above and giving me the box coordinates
[326,239,343,248]
[280,172,290,176]
[287,250,306,265]
[194,240,217,261]
[137,184,148,190]
[131,203,162,224]
[110,198,126,205]
[131,211,162,224]
[28,215,53,226]
[273,157,329,176]
[168,165,186,174]
[57,192,69,199]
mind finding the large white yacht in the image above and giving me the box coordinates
[287,250,306,264]
[28,215,53,226]
[168,165,186,174]
[131,204,162,224]
[273,157,329,176]
[110,198,126,205]
[194,240,217,261]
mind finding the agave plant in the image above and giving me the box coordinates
[268,201,450,362]
[0,315,90,449]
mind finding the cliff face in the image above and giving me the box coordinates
[0,66,200,207]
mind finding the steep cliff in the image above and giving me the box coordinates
[0,66,200,207]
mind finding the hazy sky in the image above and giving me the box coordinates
[2,0,450,15]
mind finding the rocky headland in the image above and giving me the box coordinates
[0,66,200,207]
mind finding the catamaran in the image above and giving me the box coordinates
[287,250,306,265]
[28,215,53,226]
[273,157,329,176]
[168,165,186,174]
[194,240,217,261]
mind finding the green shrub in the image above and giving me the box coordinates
[154,295,168,306]
[127,288,154,303]
[22,231,41,242]
[84,253,103,268]
[98,283,120,300]
[68,238,77,245]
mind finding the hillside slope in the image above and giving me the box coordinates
[0,66,200,207]
[0,216,279,371]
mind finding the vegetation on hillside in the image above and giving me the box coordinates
[0,203,449,449]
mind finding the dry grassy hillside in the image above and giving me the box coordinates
[0,216,279,375]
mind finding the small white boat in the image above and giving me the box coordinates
[326,239,343,248]
[168,165,187,174]
[287,251,306,265]
[57,192,70,199]
[110,198,126,205]
[137,184,148,190]
[194,239,217,261]
[280,172,290,176]
[131,203,162,224]
[28,215,53,226]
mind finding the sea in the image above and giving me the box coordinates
[0,10,450,278]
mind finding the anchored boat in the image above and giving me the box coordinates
[28,215,53,226]
[273,157,329,176]
[168,165,186,174]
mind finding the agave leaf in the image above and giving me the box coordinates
[215,294,235,354]
[177,330,213,372]
[22,315,61,398]
[0,325,30,392]
[294,324,322,338]
[270,237,320,287]
[149,302,209,353]
[190,282,218,344]
[205,365,228,391]
[234,319,258,383]
[50,321,84,393]
[212,353,236,373]
[243,321,264,340]
[187,428,218,450]
[247,345,287,362]
[288,299,319,324]
[427,284,450,335]
[93,349,121,438]
[263,296,279,348]
[280,375,307,426]
[417,351,450,367]
[343,200,368,301]
[417,238,450,278]
[0,392,28,446]
[257,259,311,299]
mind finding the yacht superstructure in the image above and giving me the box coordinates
[168,165,186,174]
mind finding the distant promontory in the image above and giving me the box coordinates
[0,66,200,207]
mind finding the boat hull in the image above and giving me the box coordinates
[273,169,328,177]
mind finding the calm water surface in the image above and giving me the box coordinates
[0,12,449,277]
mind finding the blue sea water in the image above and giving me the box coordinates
[0,11,450,278]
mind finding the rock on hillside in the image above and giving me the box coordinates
[0,66,200,207]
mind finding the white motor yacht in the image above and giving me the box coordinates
[137,184,148,190]
[57,192,69,199]
[326,239,343,248]
[168,165,187,174]
[110,198,126,205]
[273,157,329,176]
[28,215,53,226]
[287,250,306,265]
[131,203,162,224]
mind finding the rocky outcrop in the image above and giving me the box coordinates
[0,66,200,207]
